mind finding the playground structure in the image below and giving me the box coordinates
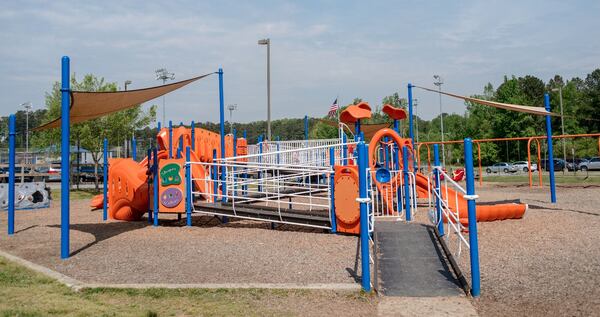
[4,56,566,298]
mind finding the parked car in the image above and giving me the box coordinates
[35,165,61,182]
[511,161,537,172]
[540,159,566,171]
[566,158,587,171]
[579,157,600,171]
[486,162,517,174]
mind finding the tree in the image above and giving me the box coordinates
[33,74,156,189]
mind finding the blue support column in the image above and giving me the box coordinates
[7,114,16,235]
[329,147,337,233]
[544,93,557,203]
[147,148,153,223]
[157,121,161,148]
[402,146,412,221]
[357,142,371,292]
[434,144,444,235]
[304,115,309,140]
[168,120,173,158]
[218,68,227,204]
[185,146,192,226]
[355,120,361,141]
[60,56,70,259]
[103,138,108,221]
[153,147,159,226]
[191,121,195,152]
[464,138,481,297]
[132,136,137,161]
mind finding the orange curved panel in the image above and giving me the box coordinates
[334,166,361,234]
[339,104,372,124]
[382,104,408,120]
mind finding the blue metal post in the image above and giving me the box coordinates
[357,142,371,292]
[544,93,557,203]
[304,115,309,140]
[402,146,412,221]
[464,138,481,297]
[218,68,227,204]
[329,147,337,233]
[434,144,444,235]
[186,146,192,226]
[60,56,70,259]
[153,147,159,226]
[355,120,361,141]
[177,135,183,158]
[147,148,153,223]
[7,114,16,235]
[103,138,108,221]
[191,121,195,152]
[132,136,137,161]
[157,121,161,148]
[168,120,173,158]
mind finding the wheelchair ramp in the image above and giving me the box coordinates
[375,221,463,296]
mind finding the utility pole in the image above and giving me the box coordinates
[552,86,566,173]
[227,104,237,134]
[258,38,271,140]
[21,102,32,164]
[433,75,446,167]
[155,68,175,124]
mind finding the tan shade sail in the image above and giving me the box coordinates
[414,85,556,116]
[34,73,214,131]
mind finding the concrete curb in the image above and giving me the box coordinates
[0,250,360,292]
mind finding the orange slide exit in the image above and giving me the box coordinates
[369,128,527,224]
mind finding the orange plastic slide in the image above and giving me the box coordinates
[414,173,527,225]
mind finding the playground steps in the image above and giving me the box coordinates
[374,220,463,296]
[193,202,331,228]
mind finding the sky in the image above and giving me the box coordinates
[1,0,599,125]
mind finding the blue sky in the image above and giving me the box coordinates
[1,0,599,124]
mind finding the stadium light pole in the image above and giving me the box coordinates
[155,68,175,124]
[258,38,271,140]
[433,75,446,167]
[227,104,238,134]
[21,102,32,164]
[551,87,566,172]
[413,98,419,144]
[124,80,132,91]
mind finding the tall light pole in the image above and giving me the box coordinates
[552,86,566,171]
[227,104,237,134]
[155,68,175,124]
[413,98,420,143]
[21,102,32,163]
[433,75,446,166]
[124,80,132,91]
[258,38,271,140]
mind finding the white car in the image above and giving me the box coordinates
[512,161,537,172]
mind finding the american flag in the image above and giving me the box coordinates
[328,98,339,117]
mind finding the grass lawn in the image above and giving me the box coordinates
[0,257,375,316]
[51,189,101,201]
[481,173,600,184]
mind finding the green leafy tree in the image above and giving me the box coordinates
[32,74,156,189]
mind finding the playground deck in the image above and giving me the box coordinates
[375,220,463,297]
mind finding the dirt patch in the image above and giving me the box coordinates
[0,200,360,285]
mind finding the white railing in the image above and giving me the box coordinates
[246,139,342,166]
[427,166,470,257]
[189,142,357,229]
